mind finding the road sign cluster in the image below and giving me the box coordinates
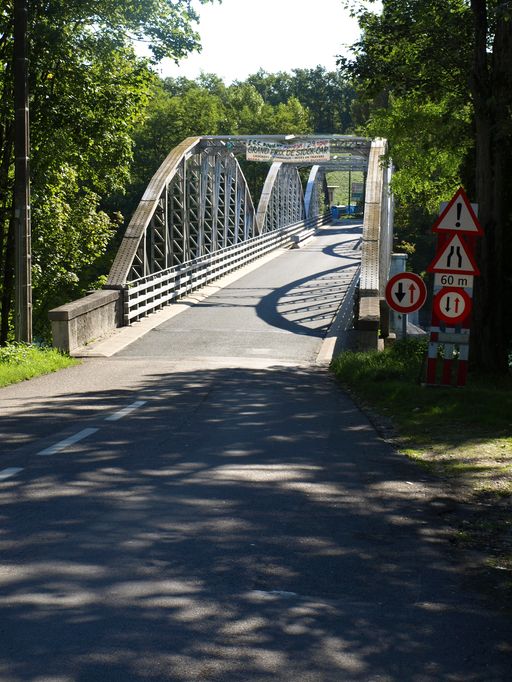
[425,188,483,386]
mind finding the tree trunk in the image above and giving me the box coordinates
[0,127,15,284]
[492,3,512,368]
[469,0,511,372]
[0,36,14,345]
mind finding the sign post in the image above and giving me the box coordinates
[425,187,483,387]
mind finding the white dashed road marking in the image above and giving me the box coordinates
[105,400,147,422]
[0,467,23,481]
[37,428,99,456]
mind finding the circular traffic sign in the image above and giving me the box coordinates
[433,287,472,325]
[385,273,427,314]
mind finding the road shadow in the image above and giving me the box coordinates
[254,262,359,339]
[1,364,511,680]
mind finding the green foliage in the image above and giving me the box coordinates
[0,342,32,365]
[246,67,356,133]
[130,80,228,189]
[366,96,472,213]
[331,338,427,384]
[0,343,78,386]
[340,1,474,272]
[344,0,472,99]
[128,75,313,212]
[327,170,365,207]
[0,0,215,342]
[331,338,512,433]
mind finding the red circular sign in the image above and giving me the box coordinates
[385,273,427,314]
[433,287,472,325]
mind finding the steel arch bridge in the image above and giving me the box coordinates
[49,134,393,352]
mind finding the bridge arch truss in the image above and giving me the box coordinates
[108,137,258,286]
[49,134,393,351]
[107,136,346,324]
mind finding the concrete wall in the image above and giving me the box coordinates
[48,289,123,354]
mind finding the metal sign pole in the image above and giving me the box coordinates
[402,313,407,340]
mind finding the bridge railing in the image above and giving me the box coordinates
[125,213,329,325]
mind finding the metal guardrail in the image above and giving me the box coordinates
[124,214,330,324]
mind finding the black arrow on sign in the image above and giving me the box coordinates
[446,246,455,268]
[395,282,406,302]
[445,295,462,314]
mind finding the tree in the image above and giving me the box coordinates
[469,0,512,372]
[342,0,512,371]
[0,0,214,341]
[246,67,357,133]
[129,80,229,203]
[128,75,313,217]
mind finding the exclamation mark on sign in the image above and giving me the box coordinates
[455,202,462,228]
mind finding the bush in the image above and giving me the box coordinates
[0,343,78,387]
[330,338,427,385]
[0,343,31,365]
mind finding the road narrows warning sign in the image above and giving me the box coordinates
[427,234,480,275]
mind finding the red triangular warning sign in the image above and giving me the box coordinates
[427,234,480,275]
[433,187,483,235]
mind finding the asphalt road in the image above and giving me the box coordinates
[0,223,511,681]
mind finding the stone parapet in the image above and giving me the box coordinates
[49,289,123,353]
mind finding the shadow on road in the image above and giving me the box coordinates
[255,261,359,339]
[1,365,511,680]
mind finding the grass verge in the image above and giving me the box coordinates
[0,343,79,388]
[331,339,512,582]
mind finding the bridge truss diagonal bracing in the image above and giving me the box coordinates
[107,137,341,325]
[108,138,257,287]
[256,163,306,233]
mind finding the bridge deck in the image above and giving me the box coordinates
[116,221,362,366]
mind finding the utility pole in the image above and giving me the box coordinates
[14,0,32,342]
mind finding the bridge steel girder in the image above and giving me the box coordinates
[256,162,305,234]
[304,166,330,221]
[107,137,257,287]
